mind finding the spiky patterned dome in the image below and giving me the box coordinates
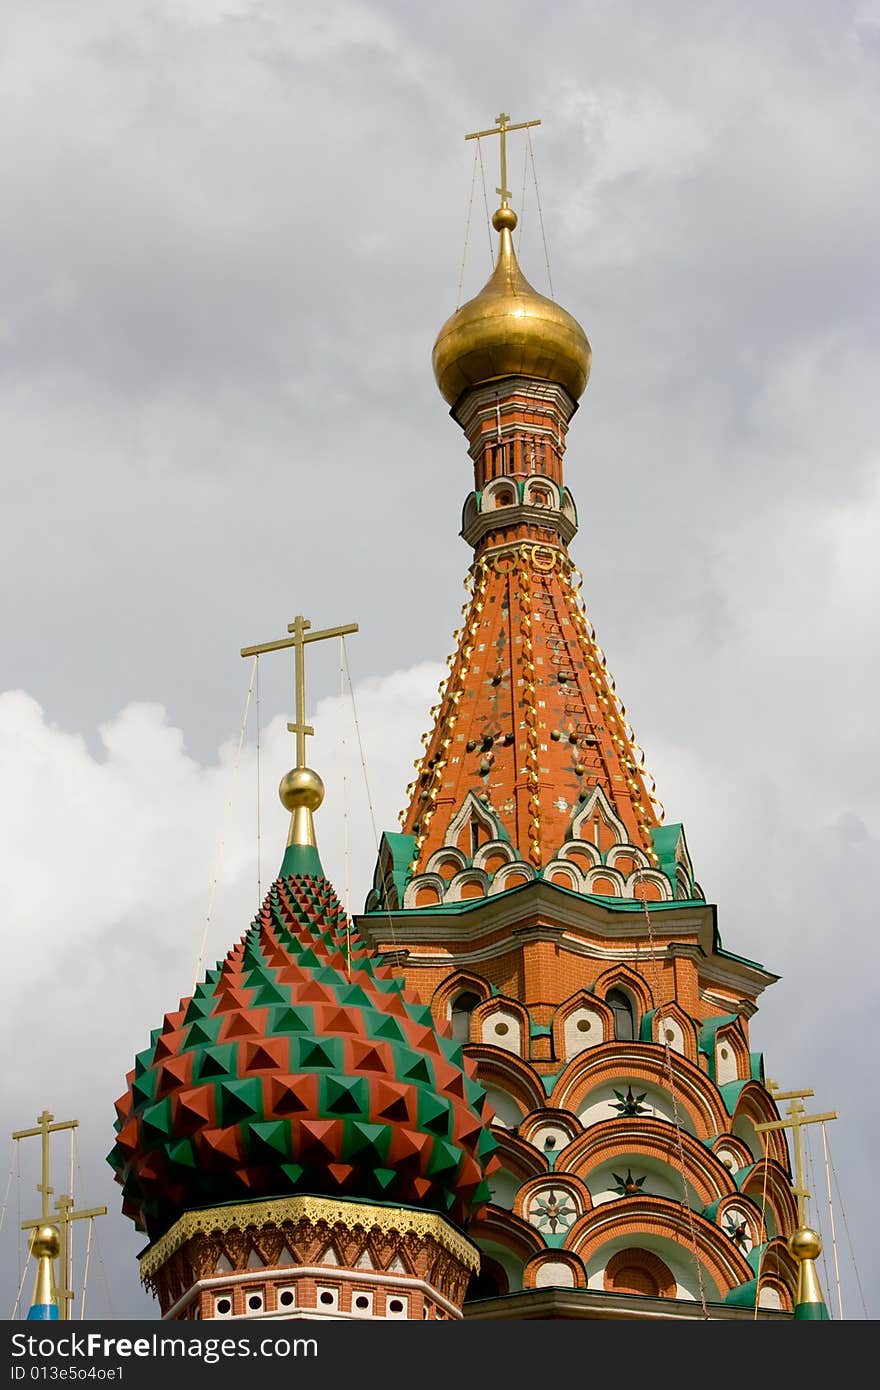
[109,869,498,1241]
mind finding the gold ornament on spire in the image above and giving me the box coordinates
[433,112,591,408]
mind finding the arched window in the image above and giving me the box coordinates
[450,991,481,1044]
[606,988,635,1041]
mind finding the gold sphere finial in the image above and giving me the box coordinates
[492,205,517,232]
[279,766,325,813]
[30,1225,61,1260]
[788,1226,822,1262]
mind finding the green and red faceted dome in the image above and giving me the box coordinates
[109,861,498,1241]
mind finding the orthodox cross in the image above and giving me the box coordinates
[465,111,541,207]
[15,1110,107,1321]
[241,615,358,767]
[755,1087,837,1225]
[12,1110,77,1222]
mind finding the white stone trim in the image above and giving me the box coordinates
[161,1265,463,1322]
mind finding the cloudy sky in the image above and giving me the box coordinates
[1,0,877,1320]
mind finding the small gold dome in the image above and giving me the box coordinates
[788,1226,822,1262]
[433,207,591,407]
[30,1225,61,1260]
[279,767,325,813]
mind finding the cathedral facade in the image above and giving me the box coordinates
[108,120,828,1322]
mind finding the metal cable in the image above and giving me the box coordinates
[526,126,554,298]
[193,658,257,991]
[457,140,480,310]
[476,137,494,266]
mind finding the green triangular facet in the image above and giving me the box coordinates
[279,1163,305,1188]
[218,1078,263,1126]
[167,1138,197,1169]
[186,1017,222,1047]
[195,1045,237,1081]
[141,1098,173,1142]
[247,1120,291,1162]
[269,1004,314,1034]
[322,1076,367,1117]
[296,1036,342,1071]
[251,981,288,1006]
[426,1138,460,1178]
[371,1167,398,1194]
[131,1072,156,1108]
[183,995,214,1023]
[417,1091,450,1137]
[344,1121,390,1163]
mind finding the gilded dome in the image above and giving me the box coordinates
[432,207,591,407]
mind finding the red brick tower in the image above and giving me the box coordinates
[356,117,808,1318]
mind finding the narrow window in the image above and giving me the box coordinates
[450,991,481,1044]
[606,988,635,1041]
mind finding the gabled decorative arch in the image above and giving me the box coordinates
[625,868,672,901]
[518,1108,582,1158]
[558,1117,735,1208]
[432,970,492,1021]
[646,1002,699,1064]
[585,865,626,897]
[550,1043,731,1140]
[490,1129,553,1185]
[566,1196,755,1297]
[444,790,503,857]
[468,1046,547,1121]
[445,868,489,903]
[753,1237,797,1309]
[570,786,627,852]
[423,845,468,879]
[481,477,519,511]
[523,477,561,510]
[402,873,445,909]
[604,1247,676,1298]
[713,1021,750,1087]
[473,996,530,1058]
[593,963,654,1018]
[551,991,614,1064]
[523,1249,586,1289]
[488,862,536,894]
[731,1084,789,1168]
[472,839,518,874]
[541,858,587,893]
[468,1206,545,1267]
[710,1135,754,1177]
[554,838,601,871]
[514,1172,593,1227]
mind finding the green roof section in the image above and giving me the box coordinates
[793,1300,830,1320]
[278,843,324,879]
[719,1080,749,1115]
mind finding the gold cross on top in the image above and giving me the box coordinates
[465,110,541,207]
[756,1087,837,1226]
[241,614,358,768]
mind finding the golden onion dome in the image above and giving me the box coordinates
[433,205,591,407]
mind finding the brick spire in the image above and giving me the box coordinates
[400,218,667,903]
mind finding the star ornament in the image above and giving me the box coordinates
[612,1168,647,1197]
[723,1212,752,1250]
[530,1189,577,1235]
[612,1086,649,1117]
